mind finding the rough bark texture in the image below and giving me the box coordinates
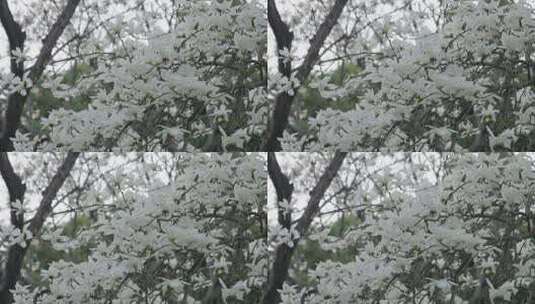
[263,152,347,303]
[0,0,81,151]
[264,0,349,151]
[0,152,80,304]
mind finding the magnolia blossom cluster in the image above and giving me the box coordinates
[3,0,267,151]
[282,154,535,303]
[284,0,535,151]
[7,154,267,304]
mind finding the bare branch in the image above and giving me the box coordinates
[295,0,349,81]
[0,0,26,151]
[28,152,80,237]
[264,0,294,151]
[267,152,293,228]
[0,152,80,303]
[264,0,349,151]
[295,152,347,236]
[0,153,27,304]
[268,0,293,76]
[0,153,25,229]
[0,0,25,75]
[28,0,82,81]
[263,152,347,303]
[0,0,81,151]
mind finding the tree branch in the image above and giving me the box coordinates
[0,0,26,151]
[264,0,293,151]
[0,153,27,304]
[264,0,349,151]
[267,0,293,77]
[0,153,26,229]
[295,0,349,81]
[268,152,293,228]
[28,0,81,81]
[295,152,347,236]
[0,0,81,151]
[0,0,25,75]
[263,152,294,304]
[0,152,80,304]
[263,152,347,303]
[28,152,80,237]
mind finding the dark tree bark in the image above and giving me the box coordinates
[294,152,347,236]
[268,152,293,228]
[0,152,80,304]
[263,0,293,152]
[27,0,81,82]
[0,0,81,151]
[264,0,349,151]
[263,152,294,304]
[0,153,27,304]
[27,152,80,237]
[0,153,26,229]
[0,0,26,151]
[267,0,293,78]
[263,152,347,303]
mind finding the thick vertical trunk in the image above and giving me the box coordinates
[0,153,27,303]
